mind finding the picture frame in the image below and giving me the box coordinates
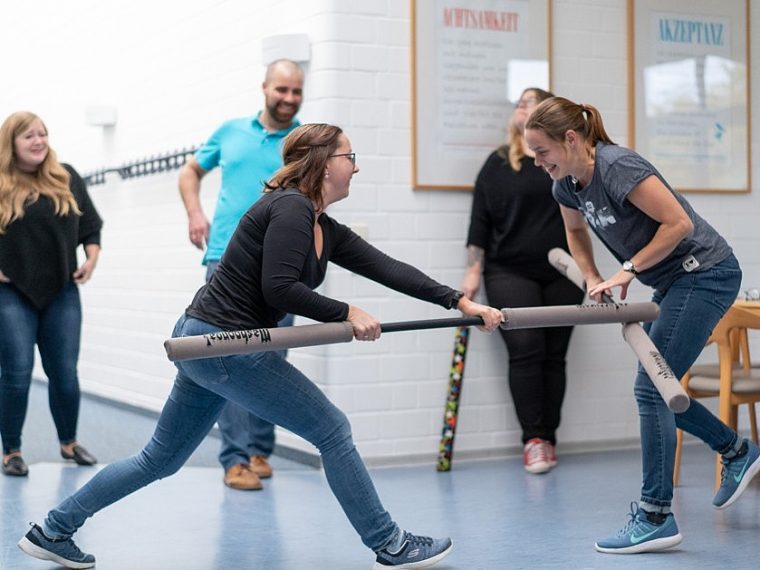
[411,0,551,191]
[627,0,751,193]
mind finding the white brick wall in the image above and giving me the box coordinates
[2,0,759,464]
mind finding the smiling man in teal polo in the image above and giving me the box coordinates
[178,58,303,491]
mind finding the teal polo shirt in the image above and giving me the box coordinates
[195,113,300,264]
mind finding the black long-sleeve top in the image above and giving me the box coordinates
[466,150,569,271]
[187,188,460,330]
[0,164,103,309]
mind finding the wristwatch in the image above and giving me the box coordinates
[448,291,465,310]
[622,260,638,275]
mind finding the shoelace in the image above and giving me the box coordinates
[719,452,743,484]
[403,532,434,546]
[615,502,641,536]
[719,457,730,484]
[526,441,549,464]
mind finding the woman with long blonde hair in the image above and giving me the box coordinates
[0,111,103,477]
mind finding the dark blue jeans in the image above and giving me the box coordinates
[206,261,292,469]
[0,282,82,454]
[636,254,742,511]
[44,314,398,551]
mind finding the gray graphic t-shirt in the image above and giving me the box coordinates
[552,143,732,292]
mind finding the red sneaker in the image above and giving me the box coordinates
[547,442,558,468]
[523,438,551,474]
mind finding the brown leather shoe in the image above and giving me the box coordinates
[224,463,263,490]
[250,455,273,479]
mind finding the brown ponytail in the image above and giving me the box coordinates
[524,97,615,146]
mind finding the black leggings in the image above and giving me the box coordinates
[484,266,584,445]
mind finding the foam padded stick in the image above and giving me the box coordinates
[165,317,485,362]
[621,323,689,412]
[548,247,690,413]
[165,304,660,363]
[547,247,586,291]
[500,302,658,330]
[164,321,356,362]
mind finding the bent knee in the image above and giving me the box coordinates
[314,408,354,449]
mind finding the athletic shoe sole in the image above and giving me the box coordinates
[372,541,453,569]
[17,537,95,569]
[594,532,683,554]
[715,453,760,510]
[524,462,552,474]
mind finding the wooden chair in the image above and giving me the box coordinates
[673,303,760,487]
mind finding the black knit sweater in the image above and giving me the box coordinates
[0,164,103,309]
[466,150,569,271]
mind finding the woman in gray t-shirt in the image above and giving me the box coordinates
[524,97,759,554]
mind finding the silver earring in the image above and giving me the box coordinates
[325,172,329,178]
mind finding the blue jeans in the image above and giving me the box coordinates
[43,314,398,551]
[206,260,291,468]
[636,254,742,511]
[0,282,83,454]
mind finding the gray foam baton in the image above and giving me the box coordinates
[164,321,356,362]
[164,303,659,363]
[500,302,658,330]
[548,247,690,413]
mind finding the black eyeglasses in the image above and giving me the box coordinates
[329,152,356,165]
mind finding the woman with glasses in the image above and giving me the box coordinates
[19,123,503,570]
[462,88,584,475]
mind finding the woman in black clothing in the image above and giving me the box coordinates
[0,111,102,477]
[462,88,584,474]
[19,123,503,570]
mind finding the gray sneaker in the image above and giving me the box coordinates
[373,531,453,569]
[17,523,95,569]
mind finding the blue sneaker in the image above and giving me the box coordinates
[713,439,760,509]
[373,531,453,569]
[595,503,682,554]
[17,523,95,569]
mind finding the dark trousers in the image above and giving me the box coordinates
[484,265,584,445]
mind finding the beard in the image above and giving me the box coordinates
[267,101,299,124]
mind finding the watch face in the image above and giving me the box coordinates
[623,261,635,272]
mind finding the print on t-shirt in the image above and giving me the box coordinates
[581,201,617,229]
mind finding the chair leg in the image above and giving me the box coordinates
[750,403,758,444]
[674,427,684,486]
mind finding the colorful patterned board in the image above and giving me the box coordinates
[436,326,470,472]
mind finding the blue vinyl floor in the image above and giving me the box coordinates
[1,382,758,569]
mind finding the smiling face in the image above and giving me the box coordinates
[262,64,304,127]
[13,119,49,172]
[322,134,359,207]
[524,128,574,180]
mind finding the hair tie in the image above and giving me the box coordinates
[580,104,588,121]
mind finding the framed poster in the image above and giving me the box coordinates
[411,0,551,191]
[628,0,751,192]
